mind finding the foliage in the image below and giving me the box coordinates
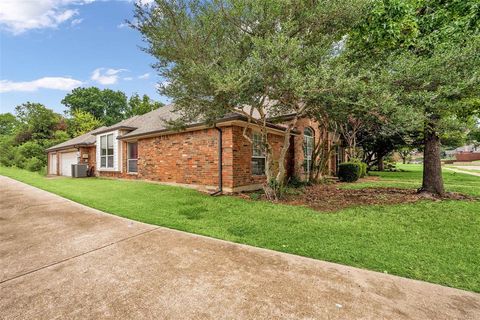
[0,103,67,171]
[0,135,16,167]
[337,162,361,182]
[25,157,44,172]
[1,88,160,172]
[306,56,421,164]
[16,140,45,159]
[126,93,163,117]
[468,121,480,148]
[15,102,62,142]
[360,162,368,178]
[67,109,103,137]
[287,176,311,188]
[398,146,414,164]
[349,158,367,177]
[134,0,369,189]
[61,87,128,126]
[0,113,19,135]
[347,0,480,194]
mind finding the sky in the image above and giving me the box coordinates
[0,0,169,115]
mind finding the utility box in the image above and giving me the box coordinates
[71,164,88,178]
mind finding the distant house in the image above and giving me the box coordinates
[46,105,344,193]
[455,145,480,162]
[445,144,480,162]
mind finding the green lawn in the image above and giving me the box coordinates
[344,164,480,196]
[1,165,479,292]
[445,165,480,174]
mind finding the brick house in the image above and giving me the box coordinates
[46,105,343,193]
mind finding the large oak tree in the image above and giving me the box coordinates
[133,0,368,195]
[348,0,480,195]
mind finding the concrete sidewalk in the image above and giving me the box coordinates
[444,166,480,177]
[1,175,479,320]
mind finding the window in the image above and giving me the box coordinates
[251,132,266,175]
[335,146,344,174]
[100,133,114,169]
[127,142,138,173]
[303,128,314,176]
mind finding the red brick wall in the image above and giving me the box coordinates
[96,125,289,190]
[456,152,480,161]
[78,146,96,169]
[94,119,340,190]
[279,117,336,179]
[231,126,288,188]
[98,128,233,189]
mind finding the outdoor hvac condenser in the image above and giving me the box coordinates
[71,164,88,178]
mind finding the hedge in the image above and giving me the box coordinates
[338,162,361,182]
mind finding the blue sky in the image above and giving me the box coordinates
[0,0,168,115]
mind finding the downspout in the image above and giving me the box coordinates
[211,125,223,196]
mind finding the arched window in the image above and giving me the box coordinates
[303,128,314,176]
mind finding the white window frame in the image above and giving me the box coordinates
[251,132,266,176]
[303,128,314,176]
[127,142,138,174]
[100,133,115,169]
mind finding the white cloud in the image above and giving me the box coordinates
[156,80,170,90]
[91,68,127,85]
[71,18,83,26]
[123,77,133,81]
[0,0,92,34]
[0,77,83,93]
[117,22,129,29]
[136,0,155,5]
[138,73,150,80]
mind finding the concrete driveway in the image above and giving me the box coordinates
[1,176,479,320]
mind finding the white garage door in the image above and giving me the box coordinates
[60,152,78,177]
[49,153,57,175]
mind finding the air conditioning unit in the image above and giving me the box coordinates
[72,164,88,178]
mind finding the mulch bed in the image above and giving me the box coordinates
[238,183,476,212]
[283,185,422,212]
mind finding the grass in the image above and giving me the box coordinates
[445,165,480,173]
[1,165,479,292]
[343,164,480,196]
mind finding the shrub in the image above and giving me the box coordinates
[249,192,262,201]
[349,159,367,178]
[0,135,17,166]
[26,157,44,172]
[359,162,367,177]
[338,162,361,182]
[287,176,311,188]
[17,141,45,160]
[264,179,288,201]
[13,153,27,169]
[38,166,47,176]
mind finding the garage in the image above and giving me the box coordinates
[60,152,78,177]
[49,153,57,175]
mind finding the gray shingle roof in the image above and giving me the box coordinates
[46,104,291,152]
[110,104,183,138]
[116,104,288,139]
[46,126,107,152]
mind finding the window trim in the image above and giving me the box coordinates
[99,133,115,170]
[251,132,266,176]
[303,127,314,176]
[127,142,138,174]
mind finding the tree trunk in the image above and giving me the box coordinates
[421,115,445,195]
[402,157,406,164]
[276,116,298,185]
[377,154,384,171]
